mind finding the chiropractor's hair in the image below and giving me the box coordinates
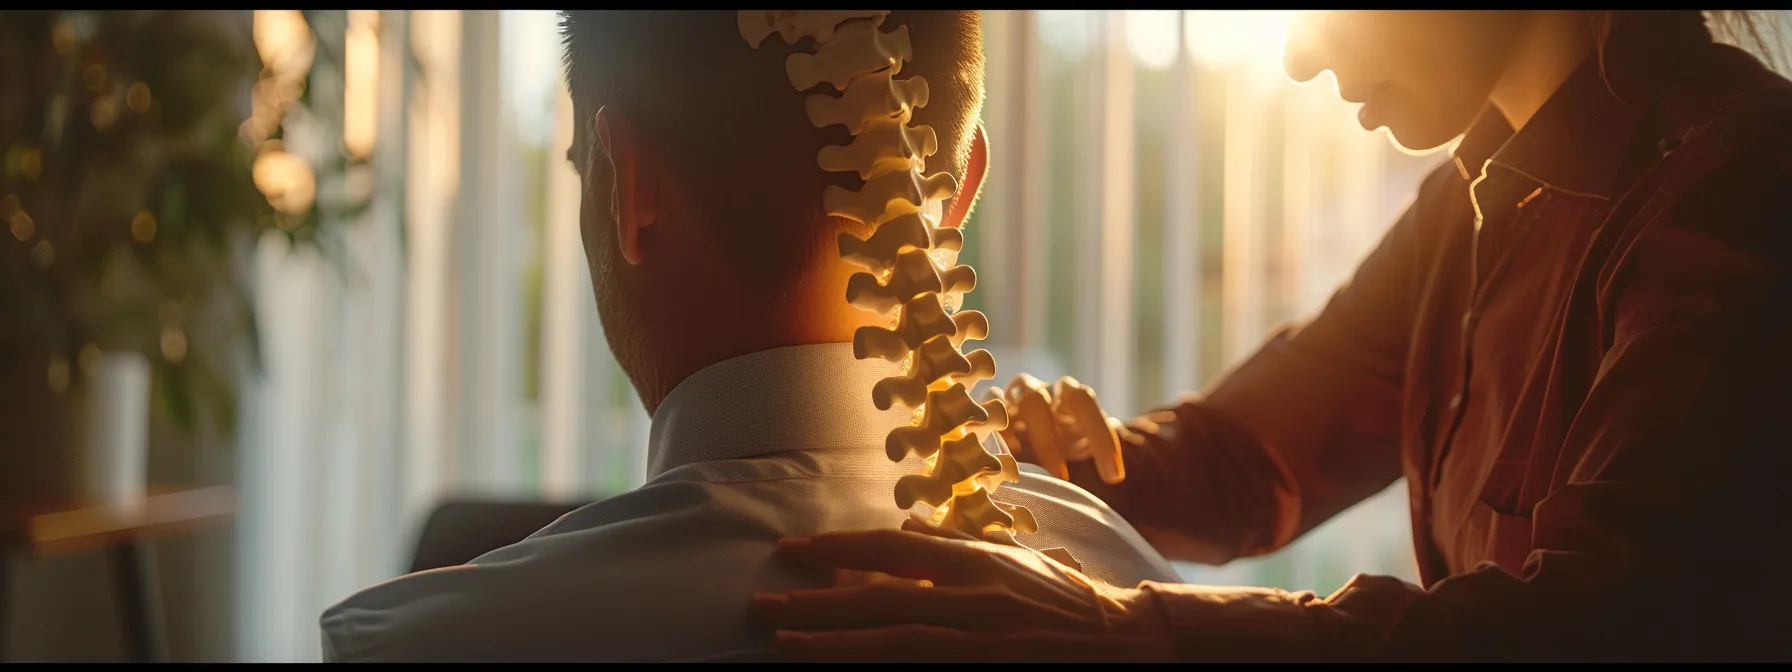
[558,11,985,288]
[1593,11,1787,76]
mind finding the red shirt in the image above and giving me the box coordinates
[1080,19,1792,661]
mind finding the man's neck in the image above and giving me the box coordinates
[642,341,911,478]
[641,329,854,417]
[640,265,883,416]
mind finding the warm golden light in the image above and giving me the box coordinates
[130,211,157,243]
[19,148,42,181]
[31,240,54,269]
[91,98,119,130]
[1,196,27,242]
[253,147,317,215]
[1125,10,1181,70]
[160,327,188,364]
[249,9,315,152]
[51,18,76,56]
[10,212,34,242]
[344,10,380,159]
[254,10,314,81]
[1185,10,1292,71]
[126,82,152,114]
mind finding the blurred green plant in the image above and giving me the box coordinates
[0,10,368,438]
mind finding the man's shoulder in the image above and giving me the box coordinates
[317,455,1181,660]
[320,479,793,662]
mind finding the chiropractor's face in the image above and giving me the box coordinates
[1283,10,1530,150]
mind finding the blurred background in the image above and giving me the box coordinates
[4,9,1787,663]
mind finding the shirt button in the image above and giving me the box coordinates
[1461,311,1476,331]
[1448,393,1463,410]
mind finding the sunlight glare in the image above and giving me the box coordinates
[344,10,380,159]
[253,10,314,82]
[1038,10,1091,58]
[1125,10,1180,70]
[1185,10,1291,72]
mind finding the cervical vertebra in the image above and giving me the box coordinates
[738,10,1034,541]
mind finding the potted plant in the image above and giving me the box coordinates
[0,10,362,517]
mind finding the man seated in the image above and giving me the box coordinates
[319,10,1178,662]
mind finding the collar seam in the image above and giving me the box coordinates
[1484,161,1613,202]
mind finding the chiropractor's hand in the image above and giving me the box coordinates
[748,517,1177,662]
[993,374,1125,484]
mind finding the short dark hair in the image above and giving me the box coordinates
[559,10,985,289]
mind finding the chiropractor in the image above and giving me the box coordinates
[748,10,1792,662]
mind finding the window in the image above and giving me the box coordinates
[239,9,1468,661]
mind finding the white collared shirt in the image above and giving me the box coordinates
[320,343,1179,662]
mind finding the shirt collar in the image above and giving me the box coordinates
[1451,57,1652,201]
[646,342,910,479]
[1450,11,1712,199]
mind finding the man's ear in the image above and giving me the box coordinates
[595,105,659,265]
[942,123,989,230]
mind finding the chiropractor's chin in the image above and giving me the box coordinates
[1364,88,1478,153]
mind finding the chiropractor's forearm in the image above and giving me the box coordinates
[1089,326,1406,565]
[1129,565,1549,662]
[1087,399,1301,565]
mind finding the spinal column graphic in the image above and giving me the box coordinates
[739,10,1037,543]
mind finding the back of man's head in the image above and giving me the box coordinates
[559,10,985,290]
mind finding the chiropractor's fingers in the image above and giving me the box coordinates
[1006,374,1069,479]
[999,374,1126,485]
[984,388,1028,455]
[774,528,988,585]
[987,387,1033,464]
[830,568,933,589]
[1052,377,1125,485]
[901,515,977,541]
[775,529,1114,624]
[997,425,1029,462]
[901,514,1022,548]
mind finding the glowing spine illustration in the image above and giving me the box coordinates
[740,10,1036,543]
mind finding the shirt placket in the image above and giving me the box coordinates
[1428,168,1550,492]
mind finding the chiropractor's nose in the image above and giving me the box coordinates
[1282,10,1327,84]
